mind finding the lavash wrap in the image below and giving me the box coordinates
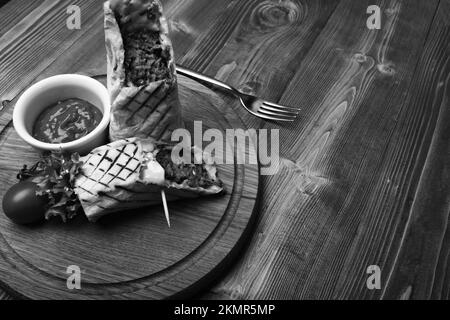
[74,138,223,222]
[104,1,183,143]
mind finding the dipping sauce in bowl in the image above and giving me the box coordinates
[32,98,103,144]
[13,74,110,155]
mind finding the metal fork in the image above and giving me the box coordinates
[176,66,299,122]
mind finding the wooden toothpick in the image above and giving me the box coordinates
[161,189,171,228]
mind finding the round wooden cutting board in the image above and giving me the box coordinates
[0,75,259,300]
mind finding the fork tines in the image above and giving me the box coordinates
[257,101,299,122]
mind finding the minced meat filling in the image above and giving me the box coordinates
[114,2,172,87]
[155,149,219,189]
[122,31,172,86]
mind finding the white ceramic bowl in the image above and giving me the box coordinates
[13,74,111,155]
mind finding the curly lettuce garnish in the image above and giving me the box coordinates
[17,151,84,222]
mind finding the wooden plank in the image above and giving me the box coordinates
[0,0,45,38]
[0,0,445,300]
[162,0,236,60]
[381,0,450,300]
[178,0,340,128]
[205,0,440,299]
[0,290,12,300]
[0,0,104,107]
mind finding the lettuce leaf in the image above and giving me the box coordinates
[18,151,84,222]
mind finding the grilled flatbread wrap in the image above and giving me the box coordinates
[74,138,223,222]
[104,0,183,142]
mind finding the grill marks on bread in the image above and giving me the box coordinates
[76,140,142,202]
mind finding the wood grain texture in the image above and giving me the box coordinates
[0,289,12,300]
[381,0,450,300]
[203,0,447,299]
[178,0,340,129]
[0,0,44,38]
[0,0,449,299]
[0,75,259,300]
[0,0,104,104]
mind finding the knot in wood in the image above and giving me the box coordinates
[377,63,396,75]
[0,100,11,112]
[238,81,262,96]
[353,53,368,63]
[250,0,301,31]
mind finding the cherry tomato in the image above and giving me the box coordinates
[2,181,47,225]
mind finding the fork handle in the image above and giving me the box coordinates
[176,66,236,93]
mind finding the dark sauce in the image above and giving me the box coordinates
[32,98,103,144]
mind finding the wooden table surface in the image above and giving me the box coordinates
[0,0,449,300]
